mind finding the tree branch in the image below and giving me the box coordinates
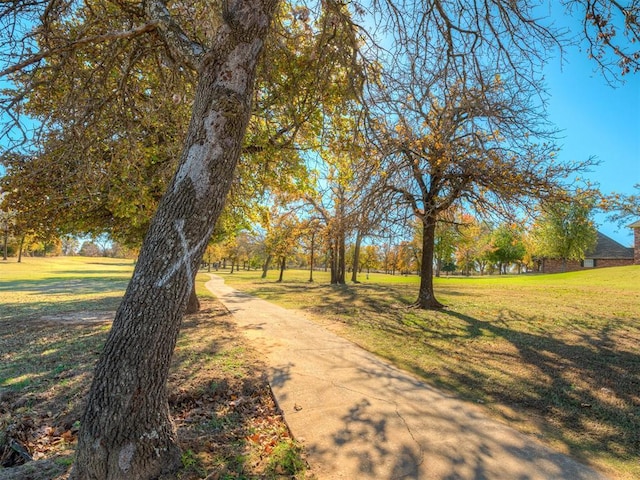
[143,0,206,71]
[0,22,158,77]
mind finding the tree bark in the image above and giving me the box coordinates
[71,1,277,478]
[3,224,7,260]
[350,230,362,283]
[415,217,444,309]
[18,235,24,263]
[261,254,271,278]
[185,284,200,314]
[329,232,346,285]
[277,256,285,282]
[308,231,315,282]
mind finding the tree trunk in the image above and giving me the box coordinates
[329,234,346,285]
[350,230,362,283]
[261,254,271,278]
[337,228,346,284]
[277,256,285,282]
[71,1,276,478]
[416,218,444,309]
[329,242,337,284]
[18,235,24,263]
[3,225,8,260]
[185,284,200,314]
[308,231,315,282]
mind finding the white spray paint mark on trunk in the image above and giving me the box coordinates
[155,219,216,289]
[173,144,209,200]
[173,107,226,200]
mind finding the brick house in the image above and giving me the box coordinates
[540,228,637,274]
[630,219,640,265]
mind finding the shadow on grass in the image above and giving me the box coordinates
[0,276,130,294]
[0,297,124,321]
[0,276,129,321]
[424,308,640,467]
[238,279,638,474]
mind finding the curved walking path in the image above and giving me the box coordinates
[205,275,607,480]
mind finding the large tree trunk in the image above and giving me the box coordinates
[329,242,337,283]
[416,217,444,309]
[329,232,346,285]
[71,2,277,478]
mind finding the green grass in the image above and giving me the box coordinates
[0,256,135,320]
[223,266,640,479]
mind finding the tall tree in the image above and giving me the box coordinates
[487,223,527,274]
[455,215,494,275]
[262,208,303,282]
[532,193,599,271]
[375,73,593,307]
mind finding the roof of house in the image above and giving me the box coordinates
[628,220,640,228]
[585,231,634,260]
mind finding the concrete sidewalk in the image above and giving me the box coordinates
[205,275,607,480]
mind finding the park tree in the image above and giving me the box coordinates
[261,208,304,281]
[532,193,599,272]
[454,214,493,275]
[2,0,284,476]
[433,216,461,278]
[360,244,381,277]
[305,152,361,285]
[296,217,323,282]
[374,71,594,307]
[362,0,640,308]
[486,223,527,274]
[1,0,639,478]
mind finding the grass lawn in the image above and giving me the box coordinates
[0,257,307,479]
[222,266,640,480]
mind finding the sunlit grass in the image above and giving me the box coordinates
[222,265,640,479]
[0,256,134,320]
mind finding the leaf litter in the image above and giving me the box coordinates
[0,300,309,479]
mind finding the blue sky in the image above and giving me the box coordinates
[542,32,640,247]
